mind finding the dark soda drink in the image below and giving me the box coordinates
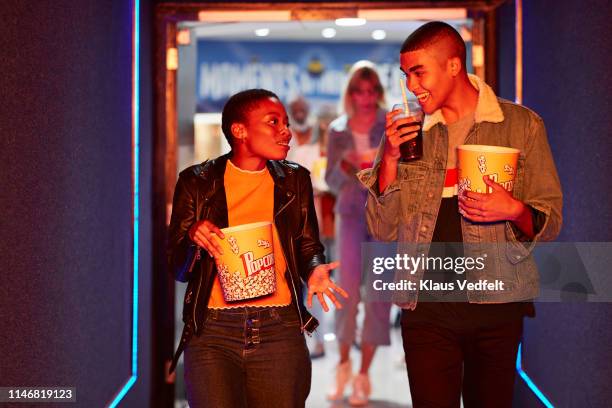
[398,121,423,162]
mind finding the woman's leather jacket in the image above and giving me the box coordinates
[167,153,326,371]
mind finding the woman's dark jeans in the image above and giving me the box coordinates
[184,305,311,408]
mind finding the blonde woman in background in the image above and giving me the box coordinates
[325,61,391,406]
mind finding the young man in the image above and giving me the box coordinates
[167,89,347,408]
[359,22,562,407]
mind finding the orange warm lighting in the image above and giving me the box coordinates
[472,45,484,68]
[177,29,191,45]
[515,0,523,104]
[358,8,466,21]
[166,48,178,71]
[197,10,291,22]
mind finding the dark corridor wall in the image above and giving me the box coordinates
[1,1,152,406]
[497,1,612,406]
[2,0,610,407]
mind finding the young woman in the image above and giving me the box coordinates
[167,89,347,408]
[325,61,392,406]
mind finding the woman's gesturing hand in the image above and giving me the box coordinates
[307,261,349,312]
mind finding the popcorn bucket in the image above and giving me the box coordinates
[359,148,378,170]
[457,145,520,195]
[213,221,277,302]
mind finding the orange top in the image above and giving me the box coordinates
[207,160,292,308]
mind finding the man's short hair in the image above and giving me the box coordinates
[221,89,280,146]
[400,21,466,68]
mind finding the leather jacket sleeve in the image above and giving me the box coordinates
[167,171,199,283]
[296,168,326,282]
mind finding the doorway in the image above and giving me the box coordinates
[152,2,501,406]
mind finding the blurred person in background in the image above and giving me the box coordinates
[286,96,332,359]
[308,105,338,358]
[286,95,318,177]
[325,61,391,406]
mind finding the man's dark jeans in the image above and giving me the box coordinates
[184,305,311,408]
[401,309,523,408]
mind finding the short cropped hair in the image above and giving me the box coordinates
[221,89,280,146]
[400,21,466,68]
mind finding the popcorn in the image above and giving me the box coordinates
[217,264,277,302]
[214,222,277,302]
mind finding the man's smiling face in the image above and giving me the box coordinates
[400,47,455,115]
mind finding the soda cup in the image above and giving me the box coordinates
[392,102,424,162]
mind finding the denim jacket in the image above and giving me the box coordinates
[358,75,563,307]
[326,109,387,215]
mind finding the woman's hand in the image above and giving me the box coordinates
[188,220,225,262]
[307,261,348,312]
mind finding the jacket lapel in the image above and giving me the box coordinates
[267,161,296,219]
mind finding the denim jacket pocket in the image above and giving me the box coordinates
[398,161,427,219]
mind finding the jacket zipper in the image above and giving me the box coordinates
[286,236,304,333]
[273,194,304,332]
[187,246,200,274]
[192,205,212,333]
[274,195,294,218]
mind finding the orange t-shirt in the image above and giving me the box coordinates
[207,160,292,308]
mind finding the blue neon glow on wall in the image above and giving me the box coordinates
[516,343,554,408]
[108,0,140,405]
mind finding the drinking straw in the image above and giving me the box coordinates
[399,78,411,115]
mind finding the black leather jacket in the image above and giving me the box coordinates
[168,154,326,371]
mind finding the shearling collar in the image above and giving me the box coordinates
[423,74,505,131]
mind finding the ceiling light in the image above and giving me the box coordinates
[321,28,337,38]
[198,10,291,22]
[254,28,270,37]
[335,18,366,27]
[358,8,466,20]
[371,29,386,40]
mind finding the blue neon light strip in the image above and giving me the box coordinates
[516,343,554,408]
[108,0,140,405]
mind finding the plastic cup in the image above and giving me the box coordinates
[392,102,424,162]
[212,221,277,302]
[457,145,520,195]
